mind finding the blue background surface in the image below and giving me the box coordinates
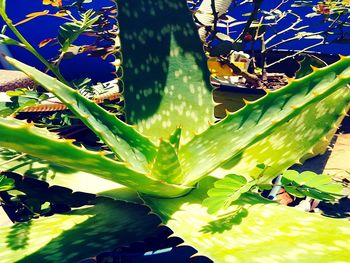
[1,0,350,81]
[0,0,116,82]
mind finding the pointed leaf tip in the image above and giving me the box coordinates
[242,98,252,105]
[287,77,295,83]
[310,65,320,72]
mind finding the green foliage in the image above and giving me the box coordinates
[119,0,214,143]
[0,89,49,117]
[0,0,350,262]
[281,170,345,200]
[203,164,269,214]
[0,33,22,46]
[179,57,350,186]
[169,127,182,150]
[145,176,350,263]
[58,10,100,52]
[4,39,350,199]
[0,174,14,191]
[3,57,157,172]
[151,139,183,184]
[0,0,6,15]
[202,174,254,214]
[0,117,188,197]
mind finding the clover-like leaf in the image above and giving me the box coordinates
[202,174,256,214]
[281,170,345,200]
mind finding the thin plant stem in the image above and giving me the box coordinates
[0,153,27,169]
[0,10,69,85]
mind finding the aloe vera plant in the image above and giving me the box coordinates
[1,0,350,262]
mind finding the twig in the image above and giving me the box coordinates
[235,0,263,42]
[0,4,68,84]
[0,153,27,170]
[266,41,325,68]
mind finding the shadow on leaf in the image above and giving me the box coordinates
[0,174,161,263]
[200,207,249,234]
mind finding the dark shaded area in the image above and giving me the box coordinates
[0,171,96,222]
[318,197,350,218]
[0,173,164,262]
[0,173,213,262]
[82,226,213,263]
[14,196,161,263]
[339,112,350,133]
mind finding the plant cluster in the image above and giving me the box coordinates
[0,0,121,125]
[0,0,349,262]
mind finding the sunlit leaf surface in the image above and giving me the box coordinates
[119,0,214,143]
[144,177,350,263]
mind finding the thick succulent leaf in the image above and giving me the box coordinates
[119,0,214,143]
[169,127,182,150]
[0,150,145,205]
[144,177,350,263]
[0,196,161,263]
[152,140,183,184]
[210,87,350,183]
[281,170,345,200]
[179,57,350,185]
[0,118,189,197]
[3,55,157,172]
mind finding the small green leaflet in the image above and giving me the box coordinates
[58,10,100,52]
[0,175,15,192]
[0,89,49,117]
[0,34,22,46]
[202,174,256,214]
[281,170,345,200]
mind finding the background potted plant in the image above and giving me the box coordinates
[192,0,350,117]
